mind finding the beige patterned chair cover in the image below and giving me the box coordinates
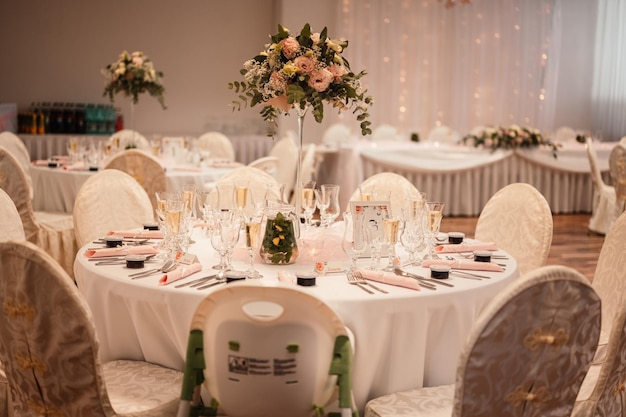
[247,156,279,179]
[322,123,352,147]
[269,134,299,201]
[608,143,626,218]
[196,131,235,161]
[573,304,626,417]
[0,132,32,199]
[0,240,182,417]
[104,149,166,212]
[348,172,422,216]
[0,147,76,277]
[0,188,25,242]
[586,137,617,235]
[108,129,150,151]
[475,182,553,275]
[73,169,155,248]
[365,265,601,417]
[213,166,278,217]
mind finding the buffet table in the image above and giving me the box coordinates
[74,225,519,411]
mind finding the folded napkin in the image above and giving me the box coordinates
[171,165,203,172]
[421,259,504,272]
[435,242,498,253]
[205,160,242,168]
[354,268,420,291]
[83,245,159,258]
[107,230,164,239]
[159,262,202,285]
[32,160,52,166]
[277,270,296,285]
[63,162,87,171]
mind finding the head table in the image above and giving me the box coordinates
[74,224,519,411]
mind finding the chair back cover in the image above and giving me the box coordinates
[0,240,115,416]
[586,137,617,234]
[269,134,299,200]
[104,149,166,212]
[196,131,236,161]
[214,166,278,216]
[371,124,399,141]
[0,188,25,241]
[609,143,626,202]
[348,172,422,216]
[0,146,40,242]
[247,156,279,179]
[108,129,150,151]
[73,169,154,247]
[453,265,600,417]
[181,282,353,417]
[300,143,318,184]
[475,182,553,275]
[0,131,32,198]
[322,123,351,147]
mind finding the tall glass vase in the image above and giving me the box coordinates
[294,105,308,221]
[130,100,136,145]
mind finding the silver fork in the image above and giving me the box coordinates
[352,270,389,294]
[347,273,374,294]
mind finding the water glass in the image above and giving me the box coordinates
[424,201,445,259]
[342,211,367,273]
[301,180,317,229]
[316,184,341,227]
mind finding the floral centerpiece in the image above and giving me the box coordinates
[462,125,560,157]
[228,24,373,136]
[102,50,166,109]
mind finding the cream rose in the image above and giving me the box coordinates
[308,68,333,92]
[294,56,316,74]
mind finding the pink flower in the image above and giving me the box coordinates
[484,138,493,147]
[266,94,292,111]
[269,72,288,92]
[308,68,334,92]
[328,64,348,82]
[280,37,300,60]
[294,56,316,74]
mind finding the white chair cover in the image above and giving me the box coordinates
[474,183,553,275]
[0,147,75,277]
[108,129,150,151]
[371,124,399,141]
[0,188,25,241]
[608,144,626,218]
[0,131,33,199]
[196,131,236,161]
[365,265,601,417]
[73,169,154,248]
[247,156,279,179]
[301,143,318,184]
[426,126,461,145]
[213,166,278,216]
[586,137,617,234]
[269,134,299,201]
[0,241,182,417]
[104,149,166,212]
[553,126,578,143]
[322,123,352,147]
[348,172,422,216]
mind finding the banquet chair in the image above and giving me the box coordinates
[585,137,617,235]
[426,125,461,145]
[212,166,278,216]
[196,131,236,161]
[247,155,279,179]
[0,146,76,277]
[108,129,150,151]
[608,143,626,218]
[322,123,352,147]
[553,126,577,143]
[371,124,399,141]
[0,188,25,242]
[104,149,167,212]
[572,303,626,417]
[474,182,553,275]
[73,169,155,248]
[0,131,32,198]
[348,172,422,216]
[364,265,601,417]
[0,240,182,417]
[177,282,355,417]
[269,133,299,201]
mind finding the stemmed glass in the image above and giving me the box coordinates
[164,198,185,260]
[400,217,425,265]
[181,184,197,249]
[210,210,242,280]
[424,202,445,260]
[301,180,317,229]
[233,179,249,218]
[342,211,367,273]
[382,217,401,271]
[244,216,263,279]
[316,184,341,227]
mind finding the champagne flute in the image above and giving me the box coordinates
[165,198,184,260]
[234,180,249,216]
[424,202,445,259]
[244,218,263,278]
[181,184,197,249]
[301,180,317,229]
[342,212,367,273]
[383,217,401,271]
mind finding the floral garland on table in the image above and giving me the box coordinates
[228,24,373,136]
[462,125,560,158]
[102,50,166,109]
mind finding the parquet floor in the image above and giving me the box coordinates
[441,213,605,282]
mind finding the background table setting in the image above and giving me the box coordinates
[73,187,520,411]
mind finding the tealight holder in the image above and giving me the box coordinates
[430,265,451,279]
[105,235,123,248]
[448,232,465,244]
[473,250,492,263]
[125,255,146,269]
[296,272,317,287]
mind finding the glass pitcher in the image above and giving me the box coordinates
[259,203,300,265]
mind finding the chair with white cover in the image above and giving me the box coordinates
[211,166,278,216]
[0,240,182,417]
[553,126,578,143]
[0,131,32,198]
[73,169,155,248]
[348,172,422,216]
[177,282,355,417]
[196,131,236,161]
[322,123,352,147]
[474,182,553,275]
[269,134,299,201]
[586,137,617,234]
[0,146,76,277]
[104,149,166,212]
[608,143,626,218]
[371,124,399,141]
[426,125,461,145]
[248,155,279,179]
[0,188,25,241]
[364,265,601,417]
[108,129,150,151]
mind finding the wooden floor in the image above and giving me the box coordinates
[441,213,605,282]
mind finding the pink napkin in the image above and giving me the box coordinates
[159,263,202,285]
[83,245,159,258]
[32,160,52,166]
[107,230,164,239]
[63,162,87,171]
[354,268,421,291]
[277,270,296,285]
[421,259,504,272]
[435,242,498,253]
[171,165,203,172]
[205,160,242,168]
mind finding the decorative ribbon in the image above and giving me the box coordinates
[28,400,63,417]
[523,328,569,351]
[613,382,626,397]
[15,352,47,373]
[506,385,550,407]
[4,301,36,322]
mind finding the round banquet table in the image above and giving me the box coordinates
[30,163,235,213]
[74,225,519,411]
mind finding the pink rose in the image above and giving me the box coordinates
[484,138,493,147]
[294,56,316,74]
[328,64,348,82]
[280,37,300,60]
[270,72,288,92]
[266,94,292,111]
[308,68,334,92]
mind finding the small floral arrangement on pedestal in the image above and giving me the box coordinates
[462,125,560,157]
[102,50,166,109]
[228,24,373,136]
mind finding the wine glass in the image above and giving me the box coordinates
[400,217,425,265]
[181,183,197,249]
[363,217,384,271]
[164,198,184,260]
[301,180,317,229]
[244,217,263,279]
[342,211,367,273]
[382,217,401,271]
[424,202,445,259]
[210,210,241,280]
[316,184,340,227]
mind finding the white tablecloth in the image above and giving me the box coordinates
[30,164,234,213]
[74,226,519,411]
